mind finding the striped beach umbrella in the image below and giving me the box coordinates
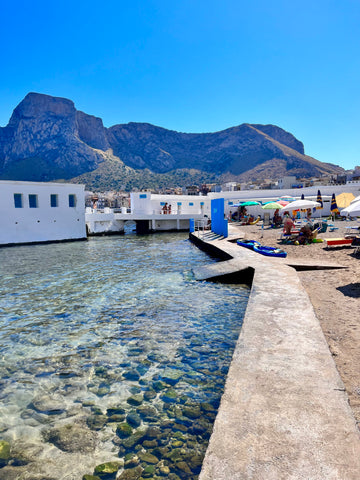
[316,190,323,209]
[330,193,339,214]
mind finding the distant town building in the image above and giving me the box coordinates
[182,185,199,195]
[278,176,300,189]
[221,182,241,192]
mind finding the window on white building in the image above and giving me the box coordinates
[14,193,23,208]
[68,194,77,207]
[29,194,38,208]
[50,194,59,207]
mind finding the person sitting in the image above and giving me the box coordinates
[272,209,282,227]
[296,223,317,244]
[283,215,295,235]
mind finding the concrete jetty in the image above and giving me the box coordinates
[191,227,360,480]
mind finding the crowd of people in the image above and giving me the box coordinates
[230,206,322,245]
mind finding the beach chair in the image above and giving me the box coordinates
[263,213,270,227]
[325,238,354,248]
[279,228,300,241]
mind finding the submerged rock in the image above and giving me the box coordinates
[127,394,143,406]
[123,369,141,381]
[124,453,140,468]
[0,440,11,466]
[136,405,158,421]
[138,451,159,464]
[116,423,133,438]
[118,465,143,480]
[107,406,126,416]
[121,429,147,449]
[94,461,123,474]
[143,389,157,401]
[30,395,65,415]
[44,424,97,453]
[142,464,156,477]
[175,461,192,474]
[126,412,141,428]
[86,414,108,431]
[161,369,184,385]
[161,389,178,403]
[183,406,201,419]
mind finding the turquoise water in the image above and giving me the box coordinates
[0,233,249,479]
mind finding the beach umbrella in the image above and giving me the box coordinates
[279,199,320,212]
[231,201,259,207]
[336,192,355,209]
[330,193,340,214]
[277,200,290,207]
[316,190,323,210]
[340,200,360,217]
[261,202,283,210]
[238,201,261,206]
[278,196,296,201]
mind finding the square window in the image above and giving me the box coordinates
[139,194,147,199]
[189,202,194,206]
[29,194,38,208]
[14,193,23,208]
[50,194,58,207]
[68,194,76,207]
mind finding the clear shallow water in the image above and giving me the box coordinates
[0,233,249,479]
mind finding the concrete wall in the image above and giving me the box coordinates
[0,180,86,246]
[85,208,125,235]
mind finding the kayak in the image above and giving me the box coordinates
[253,245,287,258]
[236,239,260,249]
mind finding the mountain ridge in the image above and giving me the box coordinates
[0,92,344,189]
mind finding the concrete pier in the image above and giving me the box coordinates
[191,228,360,480]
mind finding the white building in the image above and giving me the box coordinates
[85,193,209,235]
[0,180,86,246]
[278,176,300,189]
[130,192,210,216]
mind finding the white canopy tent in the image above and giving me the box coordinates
[340,200,360,217]
[279,199,321,212]
[350,195,360,205]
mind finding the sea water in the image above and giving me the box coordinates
[0,233,249,479]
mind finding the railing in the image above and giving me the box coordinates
[194,219,209,236]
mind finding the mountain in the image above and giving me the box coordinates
[0,93,344,189]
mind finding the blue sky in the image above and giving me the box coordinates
[1,0,359,169]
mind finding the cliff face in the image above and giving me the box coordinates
[0,92,343,186]
[0,93,105,180]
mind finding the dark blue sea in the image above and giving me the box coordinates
[0,233,249,479]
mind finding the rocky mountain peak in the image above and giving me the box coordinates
[8,92,76,126]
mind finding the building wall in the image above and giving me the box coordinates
[0,181,86,246]
[130,193,211,216]
[209,184,360,219]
